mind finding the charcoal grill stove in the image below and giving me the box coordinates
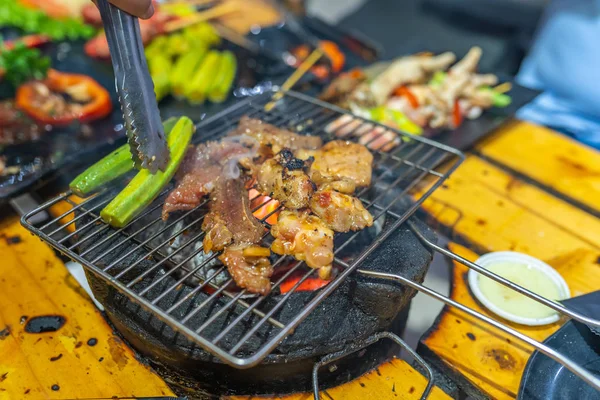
[22,90,600,398]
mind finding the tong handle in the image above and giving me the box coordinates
[96,0,168,173]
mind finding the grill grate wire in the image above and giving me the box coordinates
[21,90,462,368]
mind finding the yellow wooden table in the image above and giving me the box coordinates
[1,119,597,399]
[414,120,600,399]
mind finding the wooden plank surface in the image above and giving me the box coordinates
[475,120,600,215]
[0,216,174,400]
[228,358,452,400]
[414,154,600,398]
[3,212,449,400]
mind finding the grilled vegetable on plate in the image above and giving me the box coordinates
[320,46,513,144]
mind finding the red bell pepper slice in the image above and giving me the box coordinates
[16,69,112,126]
[291,40,346,80]
[393,86,419,108]
[452,99,463,128]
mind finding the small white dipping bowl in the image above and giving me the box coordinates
[468,251,570,326]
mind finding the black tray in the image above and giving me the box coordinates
[1,17,537,202]
[0,17,377,202]
[519,321,600,399]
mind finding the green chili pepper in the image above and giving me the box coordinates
[208,51,237,103]
[100,117,195,228]
[183,23,221,47]
[69,118,179,197]
[370,106,422,135]
[148,54,172,101]
[184,50,221,104]
[170,47,208,98]
[480,87,512,108]
[145,36,169,60]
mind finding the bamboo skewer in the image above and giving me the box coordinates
[163,3,238,33]
[265,47,324,111]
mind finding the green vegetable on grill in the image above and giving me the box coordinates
[69,118,179,197]
[100,117,195,228]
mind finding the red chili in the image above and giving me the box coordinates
[280,276,330,294]
[16,69,112,126]
[291,40,346,79]
[393,86,419,108]
[452,99,463,128]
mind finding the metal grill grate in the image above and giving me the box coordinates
[21,90,463,368]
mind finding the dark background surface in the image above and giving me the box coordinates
[334,0,545,75]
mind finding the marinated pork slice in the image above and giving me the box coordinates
[219,244,273,295]
[271,210,334,280]
[202,177,265,253]
[162,141,252,220]
[310,188,373,233]
[310,140,373,189]
[257,149,315,209]
[230,116,323,154]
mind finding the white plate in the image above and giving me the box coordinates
[468,251,570,326]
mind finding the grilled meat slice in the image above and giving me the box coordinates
[162,141,252,220]
[230,116,322,154]
[271,210,334,280]
[257,149,315,209]
[310,188,373,233]
[310,140,373,190]
[219,244,273,295]
[202,177,265,253]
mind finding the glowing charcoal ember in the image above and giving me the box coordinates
[249,189,280,225]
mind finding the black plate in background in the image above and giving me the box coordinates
[0,16,381,203]
[519,320,600,399]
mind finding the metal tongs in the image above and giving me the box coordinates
[96,0,169,173]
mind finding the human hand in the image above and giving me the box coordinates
[94,0,155,19]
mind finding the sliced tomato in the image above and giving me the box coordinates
[392,86,419,108]
[16,69,112,126]
[452,99,463,128]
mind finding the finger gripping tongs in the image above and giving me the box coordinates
[97,0,169,173]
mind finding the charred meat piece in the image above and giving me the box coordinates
[162,141,253,220]
[230,116,322,154]
[257,149,315,209]
[310,140,373,190]
[219,244,273,295]
[310,188,373,233]
[271,210,334,280]
[202,177,266,252]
